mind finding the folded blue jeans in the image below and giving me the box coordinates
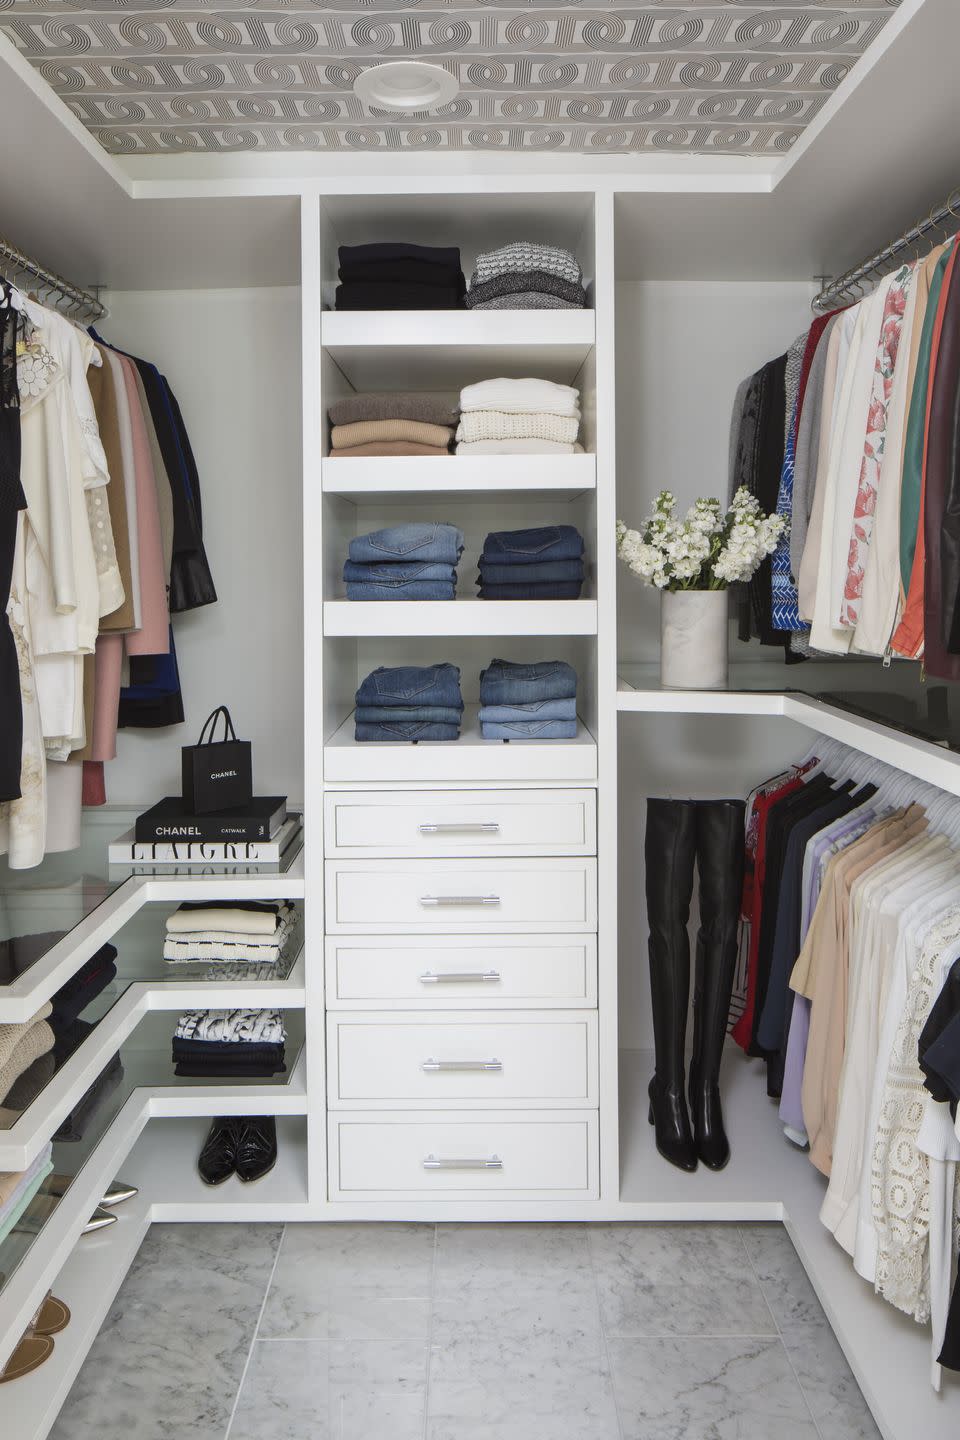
[356,705,464,724]
[480,525,584,565]
[357,663,463,710]
[347,581,456,601]
[479,658,577,706]
[479,698,577,722]
[355,721,461,742]
[349,522,464,566]
[478,558,584,584]
[481,718,578,739]
[343,560,458,584]
[478,581,582,600]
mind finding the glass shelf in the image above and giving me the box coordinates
[618,660,960,753]
[0,807,304,999]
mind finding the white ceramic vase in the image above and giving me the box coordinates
[659,589,729,690]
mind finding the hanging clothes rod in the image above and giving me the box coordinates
[0,232,107,321]
[813,186,960,313]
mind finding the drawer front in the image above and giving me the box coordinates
[324,788,596,857]
[325,858,597,933]
[328,1011,597,1108]
[330,1111,598,1199]
[325,934,597,1009]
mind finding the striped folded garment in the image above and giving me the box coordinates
[472,242,582,287]
[330,419,453,451]
[166,902,287,937]
[456,410,580,445]
[164,904,299,965]
[459,377,580,416]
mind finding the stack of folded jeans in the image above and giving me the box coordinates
[344,522,463,601]
[479,658,578,739]
[172,1008,286,1078]
[355,663,463,742]
[456,378,582,455]
[477,524,585,600]
[465,243,586,311]
[327,391,458,458]
[335,243,465,310]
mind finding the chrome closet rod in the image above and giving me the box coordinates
[812,185,960,312]
[0,232,107,321]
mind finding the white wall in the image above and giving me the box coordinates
[97,287,303,806]
[615,280,815,663]
[614,279,816,1048]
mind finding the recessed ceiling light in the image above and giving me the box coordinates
[353,61,459,113]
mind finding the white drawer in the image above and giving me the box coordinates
[323,788,596,857]
[325,934,597,1009]
[325,858,597,933]
[327,1010,598,1108]
[329,1110,598,1200]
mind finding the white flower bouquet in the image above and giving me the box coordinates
[616,488,786,592]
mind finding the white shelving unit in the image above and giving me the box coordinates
[322,454,596,505]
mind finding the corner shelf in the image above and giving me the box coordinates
[617,664,960,797]
[321,453,596,505]
[324,597,597,637]
[324,705,597,783]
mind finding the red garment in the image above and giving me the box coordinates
[732,773,805,1052]
[82,761,106,807]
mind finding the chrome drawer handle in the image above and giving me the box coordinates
[419,970,501,984]
[418,822,500,834]
[422,1155,503,1171]
[421,1058,503,1072]
[419,894,500,907]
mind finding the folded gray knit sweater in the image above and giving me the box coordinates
[473,242,582,286]
[466,270,585,310]
[328,391,459,427]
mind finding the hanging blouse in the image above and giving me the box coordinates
[0,286,26,804]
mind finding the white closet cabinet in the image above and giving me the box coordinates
[1,114,959,1440]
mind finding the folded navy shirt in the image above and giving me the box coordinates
[480,525,585,566]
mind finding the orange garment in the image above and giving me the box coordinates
[891,243,959,658]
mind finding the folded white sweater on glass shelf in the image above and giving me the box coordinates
[458,378,580,417]
[174,1008,286,1044]
[472,243,582,287]
[456,410,580,445]
[165,902,290,937]
[163,912,296,965]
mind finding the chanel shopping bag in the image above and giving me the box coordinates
[181,706,253,814]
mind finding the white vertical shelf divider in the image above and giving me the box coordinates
[303,187,327,1206]
[592,192,620,1201]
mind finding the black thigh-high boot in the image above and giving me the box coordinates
[689,799,746,1170]
[645,797,697,1172]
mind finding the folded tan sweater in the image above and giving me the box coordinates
[0,1017,55,1107]
[332,441,453,458]
[331,419,453,450]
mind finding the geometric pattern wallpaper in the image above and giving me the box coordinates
[0,1,903,155]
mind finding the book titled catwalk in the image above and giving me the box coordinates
[134,796,287,844]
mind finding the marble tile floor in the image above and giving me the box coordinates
[49,1221,882,1440]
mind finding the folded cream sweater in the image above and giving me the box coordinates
[456,410,580,445]
[331,419,453,450]
[456,439,585,455]
[459,377,580,417]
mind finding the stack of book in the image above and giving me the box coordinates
[110,797,299,867]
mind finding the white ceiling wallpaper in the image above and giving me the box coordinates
[0,1,902,155]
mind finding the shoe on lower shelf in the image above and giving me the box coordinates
[198,1117,240,1186]
[82,1206,118,1235]
[235,1117,277,1184]
[0,1332,54,1383]
[33,1293,70,1336]
[101,1179,138,1208]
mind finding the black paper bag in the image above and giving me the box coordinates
[181,706,253,814]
